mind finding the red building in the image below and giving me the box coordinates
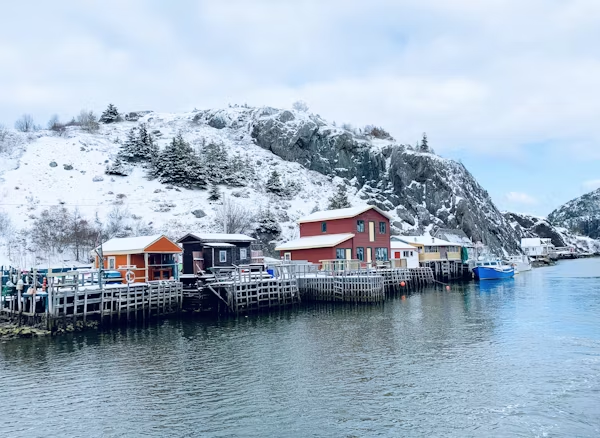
[275,205,391,265]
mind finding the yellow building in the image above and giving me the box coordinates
[391,236,462,263]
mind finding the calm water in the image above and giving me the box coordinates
[1,259,599,437]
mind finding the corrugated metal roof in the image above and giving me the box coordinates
[275,233,355,251]
[297,205,391,223]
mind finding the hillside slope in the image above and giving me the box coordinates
[504,211,600,254]
[0,105,522,265]
[548,188,600,239]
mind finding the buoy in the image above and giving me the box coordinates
[400,281,406,287]
[446,285,451,291]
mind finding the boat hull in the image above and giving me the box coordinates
[473,266,515,280]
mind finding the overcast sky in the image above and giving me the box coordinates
[1,0,599,216]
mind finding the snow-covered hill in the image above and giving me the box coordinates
[504,211,600,254]
[548,188,600,239]
[0,105,523,266]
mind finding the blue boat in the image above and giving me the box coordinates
[473,260,515,280]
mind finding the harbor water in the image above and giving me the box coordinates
[1,258,599,437]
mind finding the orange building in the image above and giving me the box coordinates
[94,235,182,283]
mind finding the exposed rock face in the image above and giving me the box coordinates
[548,188,600,239]
[504,212,566,247]
[245,107,522,254]
[504,211,600,253]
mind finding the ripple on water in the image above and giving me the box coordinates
[1,259,599,437]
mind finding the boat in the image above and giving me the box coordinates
[472,260,515,280]
[505,255,532,273]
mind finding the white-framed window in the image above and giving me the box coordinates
[284,252,291,261]
[219,250,227,263]
[108,257,116,270]
[240,248,247,260]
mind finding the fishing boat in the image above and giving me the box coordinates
[472,259,515,280]
[505,255,532,273]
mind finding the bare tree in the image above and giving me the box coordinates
[77,110,99,133]
[14,114,35,132]
[30,206,72,256]
[105,206,130,238]
[215,198,254,234]
[0,124,7,142]
[48,114,66,136]
[292,100,309,112]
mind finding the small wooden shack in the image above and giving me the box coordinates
[177,233,257,274]
[95,234,182,283]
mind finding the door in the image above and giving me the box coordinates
[345,249,352,260]
[394,251,401,259]
[369,222,375,242]
[440,246,448,259]
[367,247,372,263]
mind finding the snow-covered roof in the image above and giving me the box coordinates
[275,233,355,251]
[99,235,181,254]
[202,242,236,248]
[297,205,391,224]
[390,241,418,250]
[521,238,553,247]
[178,233,256,243]
[391,235,460,247]
[434,228,474,246]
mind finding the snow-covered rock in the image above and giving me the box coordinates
[548,188,600,239]
[0,104,525,265]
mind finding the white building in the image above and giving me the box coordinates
[521,238,554,259]
[390,241,419,268]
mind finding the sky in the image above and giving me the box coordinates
[1,0,599,216]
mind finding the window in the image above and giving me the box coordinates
[219,250,227,263]
[375,248,389,261]
[284,252,291,261]
[379,222,386,234]
[357,220,365,232]
[240,248,247,260]
[356,247,364,261]
[336,248,346,259]
[321,222,327,233]
[402,251,410,257]
[108,257,116,270]
[425,246,439,253]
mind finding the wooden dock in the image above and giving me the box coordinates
[1,269,183,329]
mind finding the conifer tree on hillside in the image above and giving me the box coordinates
[265,170,284,194]
[152,133,205,189]
[119,124,158,163]
[208,184,221,201]
[253,208,282,255]
[105,156,131,176]
[327,184,352,210]
[99,104,122,124]
[419,132,429,153]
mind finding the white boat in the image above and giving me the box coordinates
[505,255,532,273]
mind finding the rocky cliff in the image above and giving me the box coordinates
[240,107,521,254]
[547,188,600,239]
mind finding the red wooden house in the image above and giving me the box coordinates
[275,205,391,265]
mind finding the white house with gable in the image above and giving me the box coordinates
[390,241,420,268]
[521,238,554,259]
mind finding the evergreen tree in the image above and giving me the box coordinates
[253,209,282,256]
[152,133,205,189]
[419,132,429,153]
[208,184,221,201]
[327,184,352,210]
[105,156,131,176]
[118,124,158,164]
[201,141,229,184]
[99,104,121,124]
[265,170,284,194]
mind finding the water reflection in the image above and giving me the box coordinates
[0,259,599,437]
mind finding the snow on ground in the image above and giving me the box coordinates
[0,110,368,264]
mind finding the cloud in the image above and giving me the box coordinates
[505,192,539,205]
[582,180,600,192]
[1,0,600,161]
